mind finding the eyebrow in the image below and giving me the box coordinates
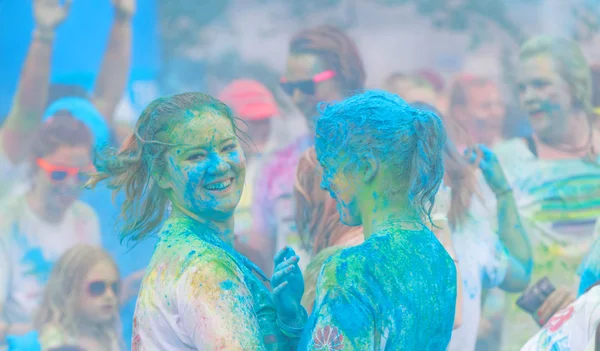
[180,137,236,153]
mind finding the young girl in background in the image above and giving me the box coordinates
[35,245,122,351]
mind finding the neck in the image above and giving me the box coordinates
[73,315,113,342]
[25,190,66,223]
[169,203,235,247]
[360,192,420,240]
[537,110,591,153]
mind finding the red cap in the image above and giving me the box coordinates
[218,79,279,121]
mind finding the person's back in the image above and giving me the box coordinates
[303,224,455,350]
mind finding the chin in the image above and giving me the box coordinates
[340,212,362,227]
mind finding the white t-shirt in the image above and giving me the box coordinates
[0,195,101,324]
[521,285,600,351]
[448,174,510,351]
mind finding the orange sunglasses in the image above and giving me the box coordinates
[36,158,94,183]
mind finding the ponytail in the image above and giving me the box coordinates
[408,110,446,225]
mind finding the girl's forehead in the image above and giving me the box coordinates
[166,110,235,144]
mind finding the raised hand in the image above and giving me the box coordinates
[272,246,305,326]
[33,0,73,30]
[465,144,511,196]
[112,0,136,18]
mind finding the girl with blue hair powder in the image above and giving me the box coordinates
[300,90,456,350]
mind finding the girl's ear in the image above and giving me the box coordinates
[361,152,378,184]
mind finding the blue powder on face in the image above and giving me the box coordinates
[313,90,446,225]
[220,280,234,290]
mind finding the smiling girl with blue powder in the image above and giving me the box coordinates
[300,90,456,350]
[89,93,306,350]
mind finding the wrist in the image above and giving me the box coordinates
[495,187,513,198]
[114,7,133,22]
[277,307,307,338]
[33,28,55,43]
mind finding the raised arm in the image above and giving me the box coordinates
[91,0,135,124]
[0,0,72,164]
[467,145,533,292]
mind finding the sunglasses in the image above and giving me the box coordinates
[88,280,120,297]
[280,70,336,96]
[36,158,94,183]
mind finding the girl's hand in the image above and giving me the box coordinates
[465,144,511,197]
[112,0,136,18]
[33,0,73,30]
[272,246,305,326]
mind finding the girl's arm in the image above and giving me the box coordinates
[92,0,135,124]
[1,0,72,164]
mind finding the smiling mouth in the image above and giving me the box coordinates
[204,178,234,191]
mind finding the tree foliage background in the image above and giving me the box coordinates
[157,0,600,96]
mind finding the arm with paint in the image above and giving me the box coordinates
[91,0,134,125]
[466,145,532,292]
[177,258,267,350]
[0,0,72,164]
[300,261,374,351]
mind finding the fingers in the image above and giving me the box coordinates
[273,246,290,265]
[271,256,299,285]
[63,0,73,12]
[477,144,494,161]
[273,281,288,296]
[464,148,477,164]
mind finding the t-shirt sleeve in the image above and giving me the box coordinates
[301,260,375,350]
[176,257,266,350]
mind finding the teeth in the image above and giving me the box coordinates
[205,179,232,190]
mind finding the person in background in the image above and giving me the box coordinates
[383,72,439,108]
[35,245,123,351]
[0,1,143,347]
[411,102,533,351]
[0,0,134,184]
[496,36,600,349]
[520,281,600,350]
[253,25,366,274]
[0,115,101,345]
[218,79,279,271]
[300,91,456,350]
[447,74,508,148]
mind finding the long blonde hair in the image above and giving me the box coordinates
[35,245,121,347]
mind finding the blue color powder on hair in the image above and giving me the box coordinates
[300,90,456,350]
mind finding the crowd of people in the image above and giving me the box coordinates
[1,0,600,350]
